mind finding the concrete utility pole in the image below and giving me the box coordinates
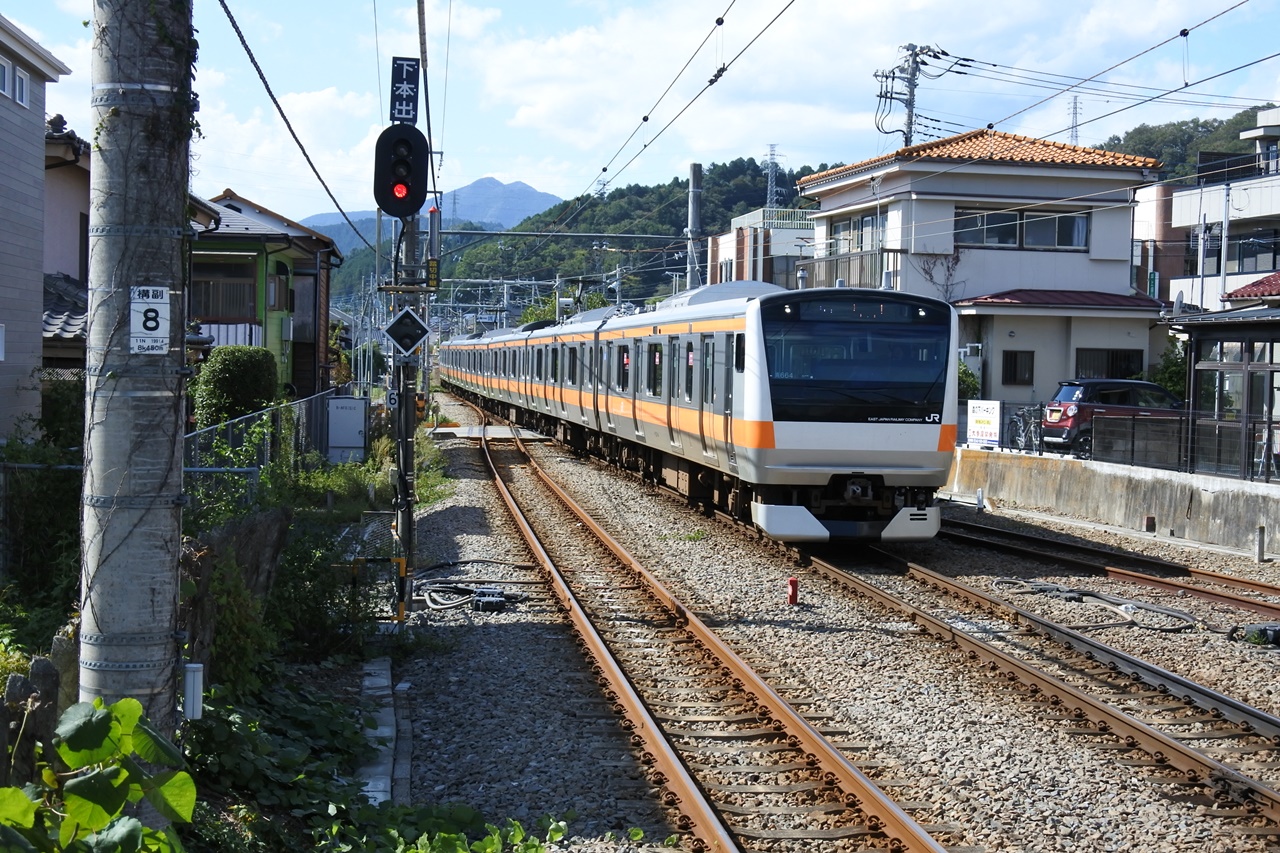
[687,163,702,289]
[80,0,196,736]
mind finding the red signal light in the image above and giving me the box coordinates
[393,182,410,200]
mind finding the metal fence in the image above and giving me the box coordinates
[183,390,336,511]
[976,400,1280,484]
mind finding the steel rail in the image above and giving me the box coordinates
[809,550,1280,823]
[942,518,1280,612]
[477,429,738,853]
[893,555,1280,742]
[514,436,951,853]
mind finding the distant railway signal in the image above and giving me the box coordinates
[373,123,429,219]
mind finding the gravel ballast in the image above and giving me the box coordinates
[398,398,1280,852]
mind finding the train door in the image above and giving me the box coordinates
[698,335,717,458]
[602,342,615,431]
[631,339,646,439]
[666,337,683,449]
[724,332,740,470]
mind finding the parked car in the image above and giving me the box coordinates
[1041,379,1183,459]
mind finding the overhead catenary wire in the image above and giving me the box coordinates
[215,0,377,253]
[991,0,1255,128]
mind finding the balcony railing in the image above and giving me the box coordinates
[796,251,883,288]
[1195,151,1278,187]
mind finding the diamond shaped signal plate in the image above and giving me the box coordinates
[384,307,429,355]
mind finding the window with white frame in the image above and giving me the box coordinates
[829,213,886,255]
[15,67,29,108]
[1024,212,1088,249]
[0,57,11,98]
[956,208,1088,251]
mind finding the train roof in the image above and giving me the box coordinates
[654,280,784,310]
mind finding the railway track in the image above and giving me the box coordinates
[807,546,1280,838]
[940,517,1280,621]
[477,425,973,853]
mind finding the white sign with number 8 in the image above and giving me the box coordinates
[130,286,170,354]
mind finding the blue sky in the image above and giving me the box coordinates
[13,0,1280,222]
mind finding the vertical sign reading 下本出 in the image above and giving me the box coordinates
[389,57,420,125]
[129,286,169,354]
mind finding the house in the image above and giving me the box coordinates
[0,15,70,437]
[41,124,341,400]
[1167,106,1280,312]
[195,190,343,396]
[795,130,1167,402]
[706,207,811,290]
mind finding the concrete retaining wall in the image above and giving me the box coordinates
[947,447,1280,554]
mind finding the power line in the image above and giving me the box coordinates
[216,0,376,253]
[993,0,1254,127]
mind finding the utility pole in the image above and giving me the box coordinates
[687,163,702,289]
[80,0,196,736]
[874,43,944,146]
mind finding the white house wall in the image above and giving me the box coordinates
[1171,174,1280,228]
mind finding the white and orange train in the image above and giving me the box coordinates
[437,281,958,542]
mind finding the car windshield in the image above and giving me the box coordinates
[1053,385,1084,403]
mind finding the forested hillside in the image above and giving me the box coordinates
[332,157,839,305]
[1098,104,1274,179]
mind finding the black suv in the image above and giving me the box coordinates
[1041,379,1183,459]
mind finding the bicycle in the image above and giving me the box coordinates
[1006,404,1042,452]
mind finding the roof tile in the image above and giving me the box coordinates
[953,288,1162,309]
[1225,270,1280,299]
[799,130,1161,187]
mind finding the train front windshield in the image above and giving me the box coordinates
[760,295,951,424]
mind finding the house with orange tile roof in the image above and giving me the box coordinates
[796,129,1167,403]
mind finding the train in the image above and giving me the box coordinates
[437,281,958,542]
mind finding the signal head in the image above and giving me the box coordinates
[373,123,430,219]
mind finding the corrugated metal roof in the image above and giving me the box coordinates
[799,129,1161,188]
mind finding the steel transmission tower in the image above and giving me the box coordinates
[764,144,784,209]
[1069,95,1081,146]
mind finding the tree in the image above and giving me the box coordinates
[1098,105,1275,179]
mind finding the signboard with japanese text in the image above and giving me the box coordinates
[966,400,1001,447]
[129,286,169,354]
[389,57,420,124]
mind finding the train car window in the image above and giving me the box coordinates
[535,348,544,380]
[647,343,663,396]
[684,342,695,402]
[702,339,714,404]
[617,345,631,391]
[734,333,745,372]
[568,346,579,386]
[550,347,560,383]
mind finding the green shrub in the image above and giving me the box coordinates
[193,346,278,428]
[958,361,981,400]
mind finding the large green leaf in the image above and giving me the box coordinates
[141,771,196,825]
[129,718,183,768]
[82,816,143,853]
[0,787,37,829]
[55,703,117,770]
[63,767,129,840]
